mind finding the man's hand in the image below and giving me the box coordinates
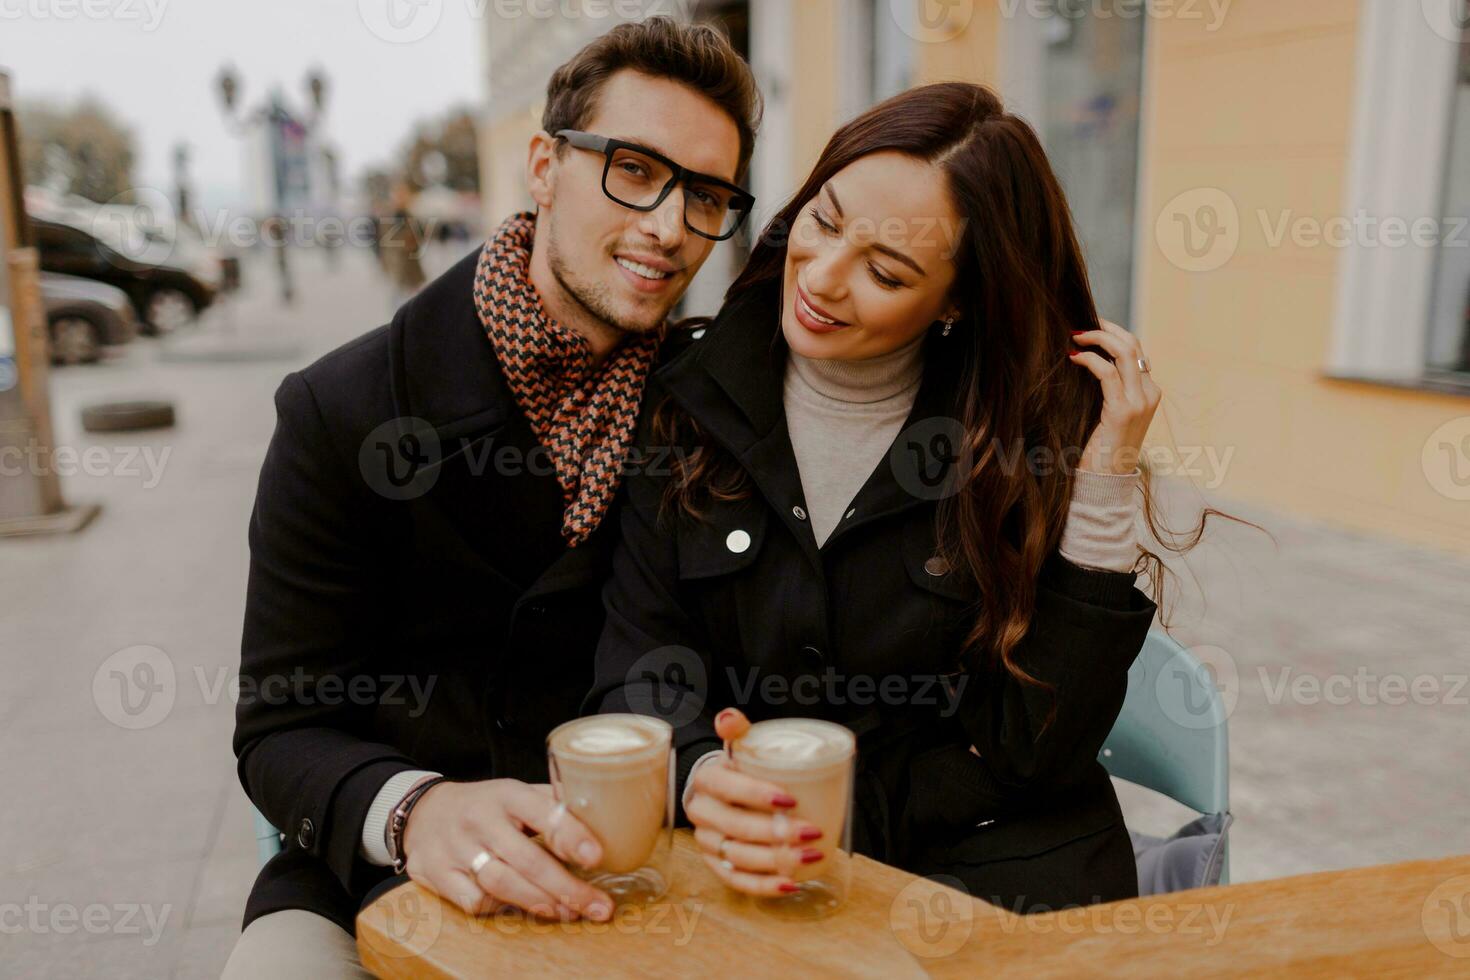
[402,778,613,921]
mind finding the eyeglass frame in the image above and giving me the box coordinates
[553,129,755,241]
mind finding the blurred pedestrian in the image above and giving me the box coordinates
[379,180,426,310]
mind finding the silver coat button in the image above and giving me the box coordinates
[924,556,951,577]
[792,506,808,521]
[725,530,751,553]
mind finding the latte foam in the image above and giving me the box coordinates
[550,715,669,762]
[736,719,854,768]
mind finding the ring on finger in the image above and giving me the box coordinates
[470,849,496,875]
[1136,356,1151,373]
[546,801,568,835]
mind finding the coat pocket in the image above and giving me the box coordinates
[900,517,977,604]
[674,500,769,580]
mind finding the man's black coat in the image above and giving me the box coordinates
[234,250,692,932]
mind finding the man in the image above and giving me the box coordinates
[223,18,760,976]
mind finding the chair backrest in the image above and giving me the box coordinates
[253,806,283,867]
[1100,632,1230,816]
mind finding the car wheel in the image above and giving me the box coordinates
[50,315,102,365]
[80,400,176,433]
[145,288,197,332]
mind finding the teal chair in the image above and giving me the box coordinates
[254,806,284,867]
[1100,631,1231,885]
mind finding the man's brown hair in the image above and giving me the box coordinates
[542,16,762,185]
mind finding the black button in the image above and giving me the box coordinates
[800,645,823,664]
[495,717,512,732]
[296,817,314,849]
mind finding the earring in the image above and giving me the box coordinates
[941,315,955,337]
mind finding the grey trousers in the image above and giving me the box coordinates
[220,909,372,980]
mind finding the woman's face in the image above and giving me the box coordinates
[781,151,963,361]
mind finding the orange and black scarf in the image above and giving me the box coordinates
[472,211,662,547]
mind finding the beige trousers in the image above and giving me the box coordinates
[221,909,372,980]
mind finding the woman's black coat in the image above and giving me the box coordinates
[588,280,1159,912]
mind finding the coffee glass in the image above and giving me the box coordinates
[730,717,856,918]
[546,713,675,904]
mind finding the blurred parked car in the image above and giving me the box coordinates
[40,272,140,365]
[31,216,217,333]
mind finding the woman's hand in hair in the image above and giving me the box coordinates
[685,707,825,896]
[1068,320,1163,475]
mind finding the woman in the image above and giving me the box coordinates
[590,83,1197,912]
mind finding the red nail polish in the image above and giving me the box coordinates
[772,793,797,808]
[1068,350,1081,358]
[779,882,801,894]
[1070,329,1085,335]
[801,848,823,864]
[799,826,823,841]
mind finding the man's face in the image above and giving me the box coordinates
[537,69,742,336]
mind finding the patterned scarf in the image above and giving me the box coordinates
[472,211,663,547]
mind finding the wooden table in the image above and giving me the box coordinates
[358,831,1470,977]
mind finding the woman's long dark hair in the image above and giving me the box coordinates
[655,82,1258,691]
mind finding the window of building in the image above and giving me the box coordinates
[1000,3,1147,327]
[1426,28,1470,377]
[1330,0,1470,392]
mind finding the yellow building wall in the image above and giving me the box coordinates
[790,0,843,181]
[479,106,541,229]
[911,0,1002,89]
[915,0,1470,555]
[1139,0,1470,555]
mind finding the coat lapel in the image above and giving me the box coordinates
[655,278,957,557]
[387,248,577,591]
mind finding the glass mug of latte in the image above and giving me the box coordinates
[731,717,857,919]
[546,714,675,904]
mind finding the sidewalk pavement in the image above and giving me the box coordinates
[1,244,1466,976]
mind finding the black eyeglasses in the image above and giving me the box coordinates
[555,129,754,241]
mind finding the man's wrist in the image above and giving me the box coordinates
[362,769,443,867]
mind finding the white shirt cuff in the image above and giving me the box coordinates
[682,750,725,814]
[361,769,443,866]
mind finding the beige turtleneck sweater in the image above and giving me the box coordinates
[781,338,1140,571]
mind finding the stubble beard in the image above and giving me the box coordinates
[545,214,672,339]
